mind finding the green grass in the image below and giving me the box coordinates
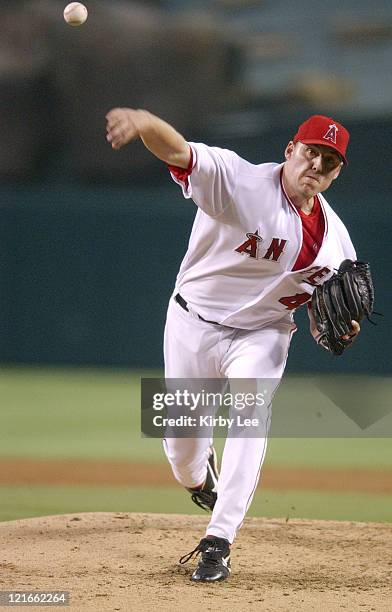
[265,438,392,469]
[1,486,391,524]
[0,366,163,461]
[1,366,391,465]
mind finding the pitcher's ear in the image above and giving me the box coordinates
[285,141,295,160]
[331,162,343,181]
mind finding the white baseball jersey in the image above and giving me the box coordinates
[170,142,356,330]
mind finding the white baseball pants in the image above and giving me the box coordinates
[163,296,295,544]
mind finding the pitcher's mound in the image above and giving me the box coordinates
[0,512,391,611]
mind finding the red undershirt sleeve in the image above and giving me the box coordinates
[167,148,194,191]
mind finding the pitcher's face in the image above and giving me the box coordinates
[283,141,343,200]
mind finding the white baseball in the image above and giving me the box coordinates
[63,2,88,27]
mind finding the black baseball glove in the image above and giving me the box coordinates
[311,259,374,356]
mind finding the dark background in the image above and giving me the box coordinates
[1,0,390,372]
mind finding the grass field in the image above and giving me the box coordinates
[1,486,391,524]
[1,366,391,522]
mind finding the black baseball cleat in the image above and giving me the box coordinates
[186,446,219,512]
[179,537,231,582]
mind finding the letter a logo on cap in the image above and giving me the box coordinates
[323,124,338,144]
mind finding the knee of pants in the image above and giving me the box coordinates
[163,437,210,469]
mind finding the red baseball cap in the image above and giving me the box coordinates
[293,115,349,165]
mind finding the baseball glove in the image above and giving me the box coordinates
[311,259,374,356]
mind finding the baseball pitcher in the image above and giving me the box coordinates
[106,110,373,582]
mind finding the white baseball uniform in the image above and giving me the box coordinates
[163,142,356,543]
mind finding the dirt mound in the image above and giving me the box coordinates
[0,513,391,611]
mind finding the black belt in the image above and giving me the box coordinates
[175,293,220,326]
